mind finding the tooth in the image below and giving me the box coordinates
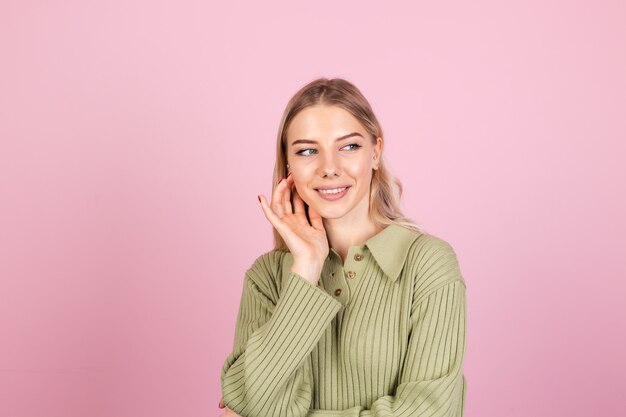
[319,187,346,194]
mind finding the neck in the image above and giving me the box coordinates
[323,217,382,264]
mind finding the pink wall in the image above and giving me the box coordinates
[1,1,624,416]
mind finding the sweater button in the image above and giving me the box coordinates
[346,271,356,279]
[354,253,363,261]
[334,288,342,296]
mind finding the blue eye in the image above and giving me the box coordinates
[295,143,361,156]
[296,148,315,156]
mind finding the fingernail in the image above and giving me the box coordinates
[287,171,292,177]
[257,195,261,203]
[278,178,284,184]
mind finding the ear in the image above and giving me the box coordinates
[373,137,383,170]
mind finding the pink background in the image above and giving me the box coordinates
[1,1,625,416]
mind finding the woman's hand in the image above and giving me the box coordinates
[218,397,242,417]
[258,173,327,284]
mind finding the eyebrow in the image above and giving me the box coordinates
[291,132,364,146]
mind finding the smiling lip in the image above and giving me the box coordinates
[314,185,351,190]
[315,186,351,201]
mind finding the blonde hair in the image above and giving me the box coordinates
[272,77,426,251]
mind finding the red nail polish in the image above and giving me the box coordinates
[257,195,261,203]
[287,171,292,177]
[278,178,284,184]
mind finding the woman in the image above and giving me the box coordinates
[219,78,467,417]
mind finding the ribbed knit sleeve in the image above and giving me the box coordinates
[221,252,343,417]
[307,239,467,417]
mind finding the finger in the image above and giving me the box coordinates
[219,398,225,408]
[225,407,240,417]
[292,186,306,216]
[281,176,294,215]
[271,177,288,218]
[279,175,293,214]
[292,186,310,225]
[308,202,325,232]
[259,194,286,232]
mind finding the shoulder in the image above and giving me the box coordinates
[406,232,466,303]
[244,249,291,302]
[246,249,287,278]
[409,232,457,258]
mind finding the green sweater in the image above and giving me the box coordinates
[221,224,467,416]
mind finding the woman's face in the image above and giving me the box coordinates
[285,105,382,221]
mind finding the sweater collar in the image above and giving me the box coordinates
[329,224,422,282]
[364,224,422,282]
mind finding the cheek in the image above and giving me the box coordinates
[291,169,314,189]
[292,181,308,198]
[346,162,372,181]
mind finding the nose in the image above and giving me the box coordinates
[317,151,342,177]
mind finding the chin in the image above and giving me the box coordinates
[305,191,355,217]
[309,205,349,219]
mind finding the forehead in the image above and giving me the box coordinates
[287,105,365,140]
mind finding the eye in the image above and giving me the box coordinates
[342,143,362,151]
[295,148,316,156]
[295,143,361,156]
